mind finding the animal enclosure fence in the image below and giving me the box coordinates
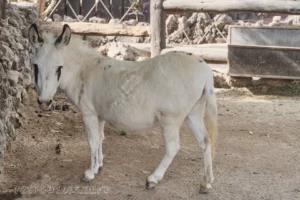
[48,0,150,22]
[151,0,300,79]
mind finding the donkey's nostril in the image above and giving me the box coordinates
[47,99,53,106]
[37,99,42,105]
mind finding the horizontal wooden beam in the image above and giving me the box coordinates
[39,22,150,37]
[163,0,300,14]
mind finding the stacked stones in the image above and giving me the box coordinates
[0,4,37,174]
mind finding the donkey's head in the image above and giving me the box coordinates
[28,24,72,110]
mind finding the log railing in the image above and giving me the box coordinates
[150,0,300,57]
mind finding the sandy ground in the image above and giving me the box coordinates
[1,88,300,200]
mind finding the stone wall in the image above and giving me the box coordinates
[0,4,37,174]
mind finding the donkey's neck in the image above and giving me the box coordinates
[58,61,82,106]
[58,40,104,106]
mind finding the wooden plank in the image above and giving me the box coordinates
[150,0,166,57]
[82,0,96,19]
[40,22,150,36]
[228,26,300,47]
[111,0,124,19]
[228,45,300,79]
[95,0,110,20]
[161,44,228,62]
[67,0,80,19]
[163,0,300,14]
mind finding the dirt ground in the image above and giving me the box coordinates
[1,88,300,200]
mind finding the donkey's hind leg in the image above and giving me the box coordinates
[186,99,214,193]
[98,120,105,168]
[146,124,181,188]
[81,115,101,182]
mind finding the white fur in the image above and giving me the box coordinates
[31,29,218,191]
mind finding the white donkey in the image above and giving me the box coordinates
[28,24,218,193]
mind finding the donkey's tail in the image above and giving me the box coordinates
[204,78,218,158]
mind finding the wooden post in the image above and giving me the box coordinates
[38,0,46,18]
[0,0,7,19]
[150,0,165,57]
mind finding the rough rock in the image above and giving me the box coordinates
[214,14,232,30]
[268,16,282,27]
[0,4,37,175]
[63,15,76,22]
[100,42,148,61]
[166,15,178,35]
[123,19,138,26]
[109,18,119,24]
[53,14,63,22]
[89,17,107,23]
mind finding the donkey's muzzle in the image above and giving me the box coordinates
[37,98,53,111]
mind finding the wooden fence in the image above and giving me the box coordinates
[51,0,150,22]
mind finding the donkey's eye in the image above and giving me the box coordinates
[33,64,38,84]
[56,66,63,80]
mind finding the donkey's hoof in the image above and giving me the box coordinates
[146,180,157,189]
[146,176,158,189]
[199,183,212,194]
[81,169,95,182]
[81,176,92,183]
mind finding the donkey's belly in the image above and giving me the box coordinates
[107,117,156,132]
[102,111,157,132]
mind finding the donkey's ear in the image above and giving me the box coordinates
[55,24,72,49]
[28,24,43,45]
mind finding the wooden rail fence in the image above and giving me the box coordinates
[49,0,150,22]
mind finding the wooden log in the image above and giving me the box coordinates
[161,44,228,62]
[150,0,166,57]
[163,0,300,14]
[39,22,150,36]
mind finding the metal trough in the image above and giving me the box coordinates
[228,26,300,79]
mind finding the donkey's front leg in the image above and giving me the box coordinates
[146,125,180,188]
[81,115,102,182]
